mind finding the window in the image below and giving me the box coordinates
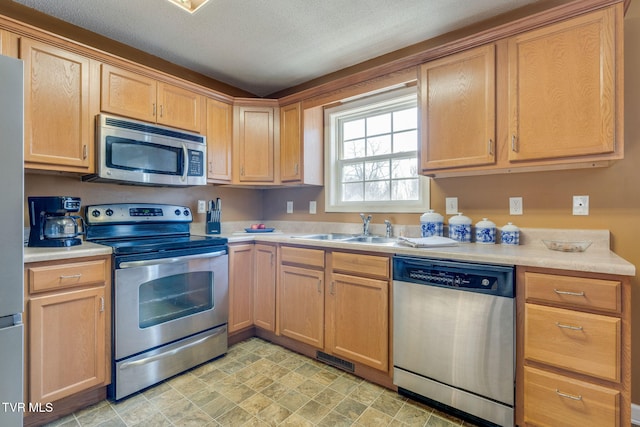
[325,87,429,213]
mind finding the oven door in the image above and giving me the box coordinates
[114,249,228,360]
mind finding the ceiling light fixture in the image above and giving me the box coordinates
[167,0,210,14]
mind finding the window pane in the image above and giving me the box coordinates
[392,158,417,178]
[367,113,391,136]
[342,163,363,182]
[343,118,365,140]
[393,130,417,153]
[365,180,390,201]
[343,138,365,159]
[393,108,417,132]
[365,160,390,180]
[366,135,391,156]
[343,182,364,201]
[392,178,419,200]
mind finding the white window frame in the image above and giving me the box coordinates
[324,87,430,213]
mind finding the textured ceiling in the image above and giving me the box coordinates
[13,0,539,97]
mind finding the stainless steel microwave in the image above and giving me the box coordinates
[83,114,207,186]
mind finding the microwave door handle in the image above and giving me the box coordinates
[181,143,188,182]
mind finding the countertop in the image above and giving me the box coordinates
[24,221,636,277]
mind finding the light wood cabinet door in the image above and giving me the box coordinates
[279,265,324,348]
[508,7,618,161]
[228,244,254,333]
[100,63,156,123]
[326,272,389,372]
[420,44,496,171]
[280,102,302,182]
[206,97,233,182]
[29,286,106,403]
[253,244,277,332]
[22,38,94,172]
[234,104,275,183]
[157,81,204,133]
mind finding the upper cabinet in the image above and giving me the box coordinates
[420,4,623,177]
[508,6,618,162]
[206,97,233,183]
[232,99,279,184]
[101,64,204,133]
[419,44,496,171]
[280,102,323,186]
[21,38,98,173]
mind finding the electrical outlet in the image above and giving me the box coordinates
[286,201,293,214]
[309,201,317,214]
[573,195,589,215]
[509,197,523,215]
[197,200,206,213]
[445,197,458,215]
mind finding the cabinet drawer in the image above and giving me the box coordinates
[524,366,619,427]
[331,252,390,278]
[525,304,620,382]
[281,246,324,268]
[525,272,621,313]
[28,259,108,293]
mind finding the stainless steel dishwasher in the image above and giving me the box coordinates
[393,256,515,427]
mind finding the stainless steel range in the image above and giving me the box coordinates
[85,203,228,401]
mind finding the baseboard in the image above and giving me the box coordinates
[632,403,640,425]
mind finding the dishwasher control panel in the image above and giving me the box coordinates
[393,256,514,297]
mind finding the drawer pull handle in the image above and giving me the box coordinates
[555,322,583,331]
[554,289,585,297]
[555,389,583,401]
[59,274,82,279]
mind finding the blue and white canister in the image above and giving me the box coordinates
[448,213,472,243]
[475,218,496,244]
[420,210,444,237]
[501,222,520,245]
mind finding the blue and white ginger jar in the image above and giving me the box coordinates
[420,210,444,237]
[501,222,520,245]
[448,213,472,243]
[475,218,496,244]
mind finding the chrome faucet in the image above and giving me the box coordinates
[384,220,392,238]
[360,213,372,236]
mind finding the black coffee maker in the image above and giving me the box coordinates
[28,196,83,247]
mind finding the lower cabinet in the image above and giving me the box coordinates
[253,243,277,332]
[278,246,391,374]
[517,267,630,427]
[24,256,111,405]
[228,243,254,333]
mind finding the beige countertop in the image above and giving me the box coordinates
[24,221,635,277]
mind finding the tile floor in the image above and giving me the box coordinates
[44,337,479,427]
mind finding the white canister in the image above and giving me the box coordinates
[501,222,520,245]
[420,210,444,237]
[475,218,496,244]
[448,213,472,243]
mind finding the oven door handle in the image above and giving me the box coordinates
[118,326,227,370]
[119,250,227,269]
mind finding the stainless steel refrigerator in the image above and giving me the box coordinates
[0,54,24,427]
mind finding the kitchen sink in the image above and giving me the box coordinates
[292,233,398,246]
[344,236,398,245]
[292,233,357,241]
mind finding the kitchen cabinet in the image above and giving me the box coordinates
[420,3,623,177]
[21,38,98,173]
[206,97,233,183]
[0,29,18,57]
[228,243,254,333]
[279,102,323,185]
[326,251,390,372]
[233,99,279,184]
[278,245,391,373]
[516,267,630,427]
[24,256,111,404]
[278,246,325,348]
[419,44,496,171]
[253,243,277,332]
[101,63,204,133]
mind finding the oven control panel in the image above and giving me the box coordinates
[85,203,192,224]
